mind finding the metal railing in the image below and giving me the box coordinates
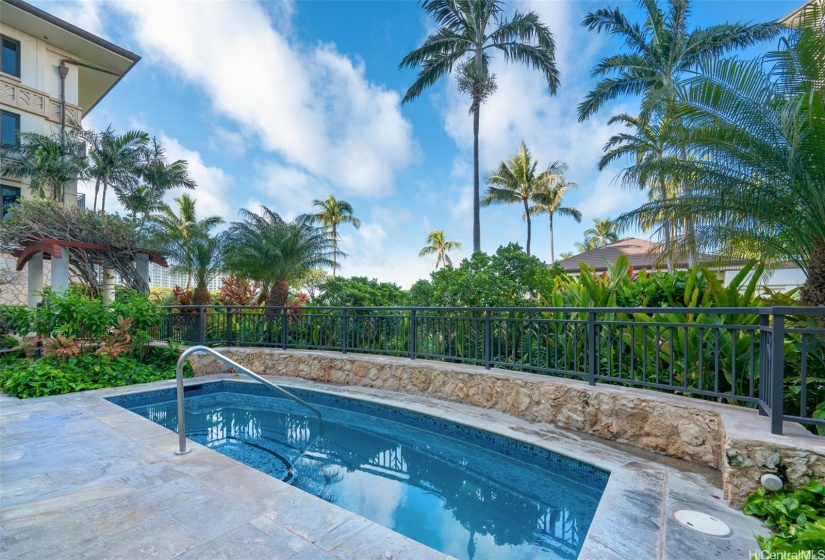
[160,306,825,436]
[175,345,322,459]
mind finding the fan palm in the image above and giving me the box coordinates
[527,164,581,262]
[1,131,87,202]
[584,218,620,247]
[83,126,149,212]
[578,0,779,122]
[150,194,223,290]
[223,206,336,306]
[419,230,463,269]
[600,113,682,269]
[401,0,559,254]
[310,196,361,278]
[618,7,825,304]
[482,142,564,256]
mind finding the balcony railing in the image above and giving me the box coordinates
[155,305,825,436]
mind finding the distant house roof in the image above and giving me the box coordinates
[555,237,716,274]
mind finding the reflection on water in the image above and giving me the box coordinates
[136,392,604,560]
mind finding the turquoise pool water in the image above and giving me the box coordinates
[109,381,607,559]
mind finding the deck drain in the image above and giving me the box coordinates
[673,510,732,537]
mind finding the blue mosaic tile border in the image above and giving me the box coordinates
[108,380,609,491]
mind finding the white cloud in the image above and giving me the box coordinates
[112,1,417,196]
[253,163,329,220]
[159,135,233,222]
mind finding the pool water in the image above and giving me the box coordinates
[109,381,607,560]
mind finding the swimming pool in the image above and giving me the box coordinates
[109,380,608,559]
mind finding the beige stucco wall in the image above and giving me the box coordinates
[189,349,825,506]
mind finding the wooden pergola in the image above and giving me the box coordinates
[11,237,168,271]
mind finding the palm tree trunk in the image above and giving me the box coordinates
[101,177,108,213]
[332,224,337,278]
[93,178,101,212]
[472,104,481,254]
[659,176,673,273]
[680,145,696,266]
[269,279,290,307]
[549,213,555,263]
[801,242,825,307]
[523,198,531,256]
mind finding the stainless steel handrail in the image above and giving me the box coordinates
[175,345,322,456]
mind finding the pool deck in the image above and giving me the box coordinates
[1,374,771,559]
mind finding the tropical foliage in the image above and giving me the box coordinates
[527,164,580,262]
[401,0,559,253]
[419,230,463,270]
[222,206,337,306]
[744,481,825,554]
[1,130,87,202]
[310,196,361,278]
[83,126,149,212]
[311,276,406,307]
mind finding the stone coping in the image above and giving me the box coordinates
[187,348,825,506]
[1,375,771,559]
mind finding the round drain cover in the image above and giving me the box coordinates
[673,510,732,537]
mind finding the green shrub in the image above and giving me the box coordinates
[0,347,191,399]
[743,482,825,554]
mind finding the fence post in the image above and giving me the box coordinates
[587,311,597,386]
[226,307,233,346]
[166,312,173,342]
[281,307,288,350]
[484,310,492,370]
[409,309,417,360]
[195,306,205,346]
[770,311,786,435]
[758,312,770,416]
[342,309,348,354]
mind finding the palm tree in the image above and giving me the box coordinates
[187,235,222,305]
[1,131,87,202]
[116,185,168,223]
[600,113,681,270]
[223,206,336,306]
[419,230,463,269]
[310,196,361,278]
[578,0,778,122]
[618,7,825,304]
[136,138,196,230]
[527,163,581,262]
[584,218,620,248]
[559,251,574,260]
[401,0,559,254]
[150,194,223,289]
[83,126,149,212]
[574,237,600,253]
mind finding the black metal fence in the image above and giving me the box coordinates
[154,305,825,436]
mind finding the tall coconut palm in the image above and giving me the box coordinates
[578,0,779,122]
[223,206,336,306]
[419,230,463,269]
[0,131,87,202]
[150,194,223,289]
[482,142,561,256]
[527,163,581,262]
[619,6,825,304]
[600,113,681,270]
[584,218,620,247]
[83,126,149,212]
[310,196,361,278]
[401,0,559,254]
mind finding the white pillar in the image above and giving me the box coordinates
[136,254,150,292]
[27,252,43,309]
[51,252,69,293]
[102,267,115,303]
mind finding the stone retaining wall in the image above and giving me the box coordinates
[189,348,825,506]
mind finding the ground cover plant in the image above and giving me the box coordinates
[0,289,189,399]
[744,482,825,554]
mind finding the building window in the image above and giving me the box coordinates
[2,185,21,218]
[1,111,20,148]
[1,36,21,78]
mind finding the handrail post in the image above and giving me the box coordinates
[758,312,770,416]
[197,306,205,346]
[342,308,349,354]
[484,310,492,370]
[409,309,417,360]
[226,306,233,346]
[588,311,597,386]
[770,311,786,435]
[281,307,288,350]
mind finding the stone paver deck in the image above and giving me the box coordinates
[1,375,771,559]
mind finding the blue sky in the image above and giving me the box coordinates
[38,0,799,287]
